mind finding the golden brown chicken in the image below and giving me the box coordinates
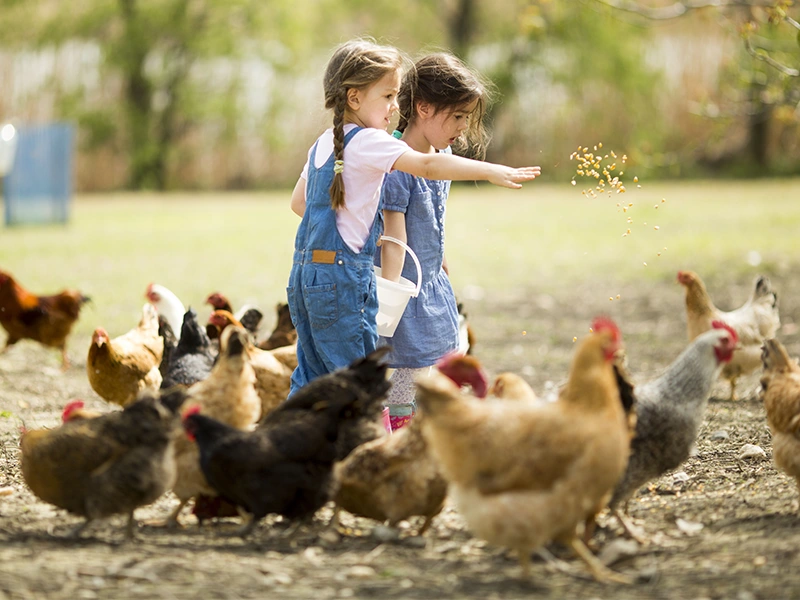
[257,303,297,350]
[759,338,800,498]
[415,318,631,583]
[332,354,490,535]
[488,372,537,402]
[208,310,293,417]
[87,303,164,407]
[20,389,186,537]
[332,417,447,535]
[678,270,780,400]
[0,269,91,368]
[167,326,261,526]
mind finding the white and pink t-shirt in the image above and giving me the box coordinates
[301,124,409,253]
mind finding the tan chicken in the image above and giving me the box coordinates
[415,318,631,583]
[208,310,293,417]
[87,303,164,407]
[759,338,800,499]
[332,352,491,535]
[488,372,537,402]
[167,326,261,526]
[678,270,780,400]
[332,417,448,535]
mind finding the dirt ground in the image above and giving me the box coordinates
[2,273,800,600]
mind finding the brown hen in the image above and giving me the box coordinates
[0,269,91,368]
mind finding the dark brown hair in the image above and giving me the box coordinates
[323,39,404,210]
[396,52,493,159]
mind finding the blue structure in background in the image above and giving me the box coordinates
[3,123,74,226]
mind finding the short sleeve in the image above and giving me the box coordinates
[381,170,414,213]
[348,128,410,175]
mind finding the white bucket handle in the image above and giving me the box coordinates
[379,236,422,297]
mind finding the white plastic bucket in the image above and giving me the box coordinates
[373,236,422,337]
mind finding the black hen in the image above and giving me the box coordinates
[182,348,391,536]
[161,308,217,389]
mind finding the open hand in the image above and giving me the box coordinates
[491,165,541,189]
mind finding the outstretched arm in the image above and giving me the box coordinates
[392,151,540,189]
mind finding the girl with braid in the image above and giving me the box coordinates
[287,39,540,396]
[377,52,498,430]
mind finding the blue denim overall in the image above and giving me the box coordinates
[286,127,381,396]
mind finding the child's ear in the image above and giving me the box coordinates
[347,88,361,110]
[416,101,434,120]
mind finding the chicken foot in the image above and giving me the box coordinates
[66,518,94,539]
[166,498,189,528]
[222,514,258,538]
[569,538,632,584]
[612,508,648,545]
[535,547,591,580]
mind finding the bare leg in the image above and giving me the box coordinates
[583,514,597,544]
[60,346,71,371]
[612,508,647,544]
[417,515,434,536]
[125,511,138,539]
[328,505,341,530]
[166,498,189,528]
[518,547,532,578]
[67,518,93,538]
[569,538,632,584]
[536,547,587,579]
[729,377,738,401]
[234,515,258,539]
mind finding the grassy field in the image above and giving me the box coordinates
[1,178,799,340]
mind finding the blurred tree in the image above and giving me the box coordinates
[458,1,664,177]
[589,0,800,173]
[0,0,318,189]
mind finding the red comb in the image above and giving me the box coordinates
[61,400,85,422]
[435,350,461,370]
[182,404,202,419]
[591,316,620,340]
[711,320,738,344]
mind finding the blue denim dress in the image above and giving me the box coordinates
[286,127,382,395]
[376,165,460,369]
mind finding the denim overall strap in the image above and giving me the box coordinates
[287,126,382,396]
[293,126,364,260]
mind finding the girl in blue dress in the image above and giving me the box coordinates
[378,53,505,430]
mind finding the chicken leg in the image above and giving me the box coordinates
[125,511,138,539]
[613,508,648,545]
[67,518,94,538]
[569,538,632,584]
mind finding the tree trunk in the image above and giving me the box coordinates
[448,0,476,58]
[747,79,771,168]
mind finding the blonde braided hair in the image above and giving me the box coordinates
[323,39,404,210]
